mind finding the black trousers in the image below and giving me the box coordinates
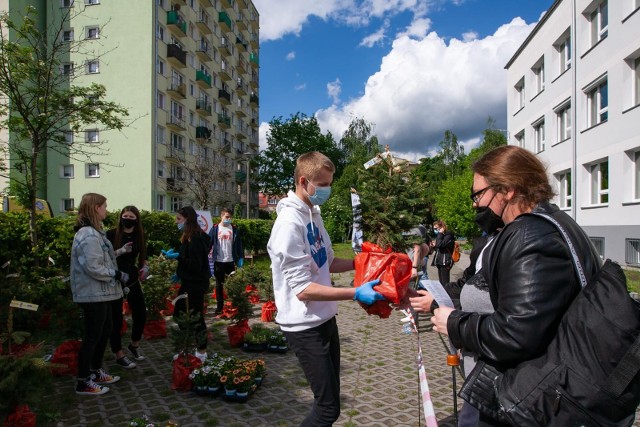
[173,280,208,351]
[284,317,341,427]
[213,261,235,312]
[437,265,451,285]
[77,301,113,379]
[109,282,147,353]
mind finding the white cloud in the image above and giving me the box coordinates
[327,78,342,104]
[294,83,307,91]
[462,31,478,42]
[314,18,535,157]
[286,51,296,61]
[360,23,387,47]
[259,122,270,152]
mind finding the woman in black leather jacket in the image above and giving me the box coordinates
[431,146,601,426]
[431,220,455,285]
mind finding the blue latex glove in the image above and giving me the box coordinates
[237,258,244,268]
[354,279,385,305]
[162,248,179,259]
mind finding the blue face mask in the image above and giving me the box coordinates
[177,222,184,231]
[223,218,231,225]
[433,229,439,235]
[307,181,331,206]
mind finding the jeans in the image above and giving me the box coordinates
[213,261,235,312]
[77,301,113,379]
[110,282,147,353]
[173,280,208,351]
[284,317,341,427]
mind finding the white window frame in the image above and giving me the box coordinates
[626,239,640,266]
[157,58,165,76]
[61,62,74,76]
[85,129,99,143]
[634,57,640,107]
[156,194,166,211]
[157,160,166,178]
[171,132,184,151]
[157,91,165,110]
[556,170,572,209]
[532,117,545,153]
[532,57,545,95]
[634,150,640,201]
[60,164,74,178]
[515,130,525,148]
[85,26,99,39]
[589,237,605,260]
[64,131,74,145]
[86,59,99,74]
[156,23,165,41]
[555,32,571,74]
[555,101,572,143]
[515,78,525,110]
[86,163,100,178]
[61,0,74,7]
[171,197,184,212]
[85,0,100,5]
[588,1,608,47]
[189,139,196,155]
[62,29,74,42]
[61,199,75,212]
[588,159,609,205]
[585,77,608,127]
[157,125,166,145]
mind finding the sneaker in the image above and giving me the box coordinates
[91,368,120,385]
[115,356,136,369]
[400,315,411,323]
[76,377,109,395]
[194,350,207,363]
[128,344,145,361]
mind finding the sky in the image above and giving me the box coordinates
[250,0,553,161]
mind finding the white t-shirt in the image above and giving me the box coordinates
[216,224,234,262]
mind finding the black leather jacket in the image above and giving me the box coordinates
[447,202,601,368]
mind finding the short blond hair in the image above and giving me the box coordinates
[294,152,335,185]
[76,193,107,230]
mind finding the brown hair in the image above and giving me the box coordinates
[433,220,447,232]
[114,205,147,266]
[294,152,335,185]
[472,145,555,211]
[76,193,106,230]
[220,207,232,216]
[177,206,202,244]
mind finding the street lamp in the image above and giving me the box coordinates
[241,153,253,219]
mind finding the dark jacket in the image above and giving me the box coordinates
[432,230,455,267]
[106,229,144,285]
[447,202,601,368]
[177,231,212,283]
[208,223,243,264]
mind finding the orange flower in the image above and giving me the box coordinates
[219,375,227,383]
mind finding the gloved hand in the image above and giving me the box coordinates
[354,279,385,305]
[170,273,180,283]
[237,258,244,268]
[139,265,149,281]
[115,242,133,257]
[162,248,180,259]
[115,270,130,284]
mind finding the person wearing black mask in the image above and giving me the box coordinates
[107,205,149,369]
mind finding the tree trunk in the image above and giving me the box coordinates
[28,150,39,268]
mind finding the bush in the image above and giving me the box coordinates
[144,256,178,320]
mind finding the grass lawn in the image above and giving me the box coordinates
[250,243,355,270]
[625,268,640,294]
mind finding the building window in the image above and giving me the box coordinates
[555,32,571,73]
[157,91,165,110]
[533,118,545,153]
[85,0,100,5]
[634,57,640,107]
[626,239,640,266]
[61,62,74,76]
[514,78,525,110]
[87,163,100,178]
[586,78,608,127]
[156,194,166,211]
[61,199,74,212]
[515,130,525,148]
[61,164,74,178]
[171,197,184,212]
[588,1,608,47]
[157,125,166,145]
[156,23,165,41]
[589,237,605,260]
[157,58,165,76]
[61,0,74,7]
[85,130,99,143]
[64,131,74,144]
[634,150,640,200]
[532,57,544,95]
[555,101,572,142]
[556,170,572,208]
[588,159,609,205]
[86,26,99,39]
[171,133,184,151]
[86,60,99,74]
[189,140,196,155]
[62,29,74,42]
[157,160,166,177]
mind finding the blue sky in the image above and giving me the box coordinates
[252,0,552,160]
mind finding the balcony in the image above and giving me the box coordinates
[166,177,184,193]
[167,43,186,68]
[236,15,247,31]
[220,0,233,9]
[196,99,212,116]
[249,33,258,50]
[250,71,259,88]
[218,88,231,104]
[219,62,231,81]
[218,114,231,129]
[235,103,247,117]
[249,135,259,149]
[196,70,212,88]
[236,78,247,95]
[219,138,231,152]
[196,41,212,63]
[167,79,186,99]
[196,126,212,141]
[167,147,185,161]
[167,11,187,37]
[235,35,247,52]
[236,59,248,75]
[196,11,212,35]
[249,93,259,107]
[249,52,259,68]
[219,36,231,57]
[219,12,233,33]
[250,117,258,128]
[167,113,186,130]
[199,0,212,7]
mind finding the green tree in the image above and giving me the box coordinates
[0,7,129,262]
[257,113,343,195]
[439,130,465,179]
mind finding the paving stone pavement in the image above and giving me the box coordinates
[47,253,640,427]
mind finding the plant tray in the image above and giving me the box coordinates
[242,343,267,352]
[267,345,289,354]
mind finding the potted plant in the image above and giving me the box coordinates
[224,270,254,347]
[170,295,204,392]
[189,368,209,395]
[142,256,177,339]
[232,365,256,399]
[242,324,270,352]
[267,329,288,353]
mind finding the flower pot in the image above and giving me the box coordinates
[224,387,237,397]
[254,377,263,386]
[207,385,220,395]
[194,385,208,395]
[227,320,250,347]
[242,342,267,352]
[236,391,249,398]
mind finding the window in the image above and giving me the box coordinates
[61,0,74,7]
[189,82,195,97]
[64,131,74,144]
[626,239,640,266]
[589,237,605,260]
[171,197,184,212]
[62,199,74,212]
[189,140,196,155]
[61,62,74,76]
[157,160,166,177]
[62,29,74,42]
[634,57,640,107]
[634,151,640,200]
[556,170,572,208]
[171,133,184,150]
[85,130,99,143]
[189,111,195,126]
[588,1,608,47]
[515,130,525,148]
[61,164,74,178]
[157,91,165,109]
[86,26,99,39]
[556,32,571,73]
[532,57,545,95]
[555,101,572,142]
[533,118,545,153]
[589,159,609,204]
[86,60,99,74]
[85,0,99,4]
[157,125,166,145]
[187,53,195,68]
[157,194,166,211]
[586,78,608,126]
[515,78,525,110]
[157,58,165,76]
[156,23,165,41]
[87,163,100,178]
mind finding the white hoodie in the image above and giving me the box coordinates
[267,190,336,332]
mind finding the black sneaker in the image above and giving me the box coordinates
[128,344,145,361]
[75,377,109,395]
[116,356,136,369]
[91,368,120,385]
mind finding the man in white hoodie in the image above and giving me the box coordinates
[268,151,384,426]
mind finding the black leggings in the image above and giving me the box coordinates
[78,301,113,379]
[110,282,147,353]
[213,261,235,312]
[173,281,208,351]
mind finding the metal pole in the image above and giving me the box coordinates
[246,158,250,219]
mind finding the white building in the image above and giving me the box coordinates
[505,0,640,268]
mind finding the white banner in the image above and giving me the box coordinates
[196,210,213,233]
[350,190,363,252]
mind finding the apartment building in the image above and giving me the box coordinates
[505,0,640,267]
[1,0,259,217]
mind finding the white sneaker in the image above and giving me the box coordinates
[400,315,411,323]
[194,350,207,363]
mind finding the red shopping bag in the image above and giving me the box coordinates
[261,301,277,322]
[353,241,412,318]
[51,340,82,376]
[143,318,167,340]
[171,354,202,391]
[227,319,250,347]
[3,405,36,427]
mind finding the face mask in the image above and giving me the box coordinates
[307,181,331,206]
[433,229,440,235]
[177,222,185,231]
[474,206,505,234]
[121,218,137,229]
[223,218,231,225]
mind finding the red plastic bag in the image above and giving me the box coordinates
[353,241,412,318]
[171,354,202,391]
[143,318,167,340]
[120,318,128,336]
[227,319,250,347]
[3,405,36,427]
[123,300,131,316]
[211,288,228,300]
[51,340,82,376]
[261,301,277,322]
[246,284,261,304]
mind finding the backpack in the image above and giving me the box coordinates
[460,212,640,426]
[451,241,461,263]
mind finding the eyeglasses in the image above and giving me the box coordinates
[470,185,495,204]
